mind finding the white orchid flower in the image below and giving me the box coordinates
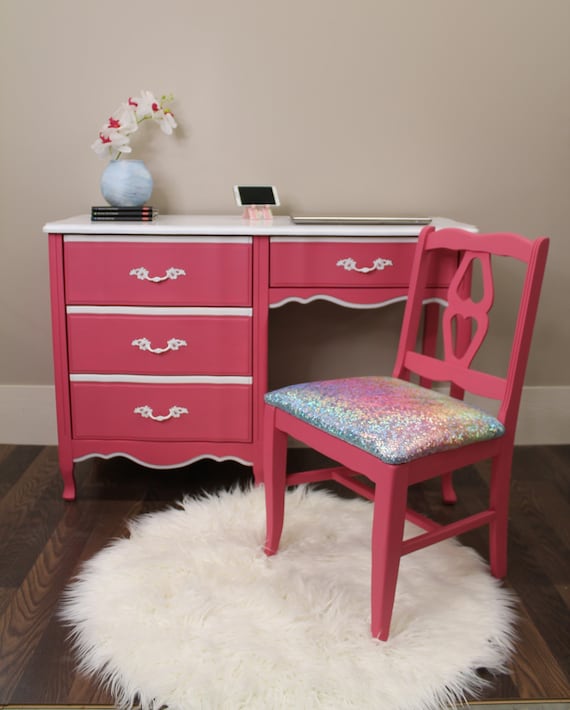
[127,90,160,122]
[158,110,177,134]
[91,137,110,158]
[92,90,177,159]
[92,127,132,160]
[114,105,139,134]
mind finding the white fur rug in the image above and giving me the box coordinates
[61,486,517,710]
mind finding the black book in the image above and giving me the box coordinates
[91,215,158,222]
[91,205,155,213]
[91,206,158,221]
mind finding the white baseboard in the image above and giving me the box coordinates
[0,384,568,447]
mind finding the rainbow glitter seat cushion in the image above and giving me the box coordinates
[265,376,505,465]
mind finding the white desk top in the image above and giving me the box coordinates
[43,215,476,238]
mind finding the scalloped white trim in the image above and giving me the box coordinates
[269,295,448,309]
[72,451,254,468]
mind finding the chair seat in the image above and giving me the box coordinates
[265,376,505,465]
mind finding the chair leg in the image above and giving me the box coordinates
[440,472,457,504]
[489,448,513,578]
[370,471,408,640]
[263,406,289,556]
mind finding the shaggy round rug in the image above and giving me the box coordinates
[61,486,517,710]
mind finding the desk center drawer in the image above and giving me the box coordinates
[67,309,252,375]
[270,238,455,287]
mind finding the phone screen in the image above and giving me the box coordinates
[236,186,278,206]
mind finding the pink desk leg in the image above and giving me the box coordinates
[48,233,76,500]
[251,235,270,484]
[58,444,76,501]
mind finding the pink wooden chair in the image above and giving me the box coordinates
[263,225,549,640]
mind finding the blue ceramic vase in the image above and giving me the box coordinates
[100,159,153,207]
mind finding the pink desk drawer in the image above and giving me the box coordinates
[70,382,252,441]
[64,241,252,306]
[270,240,455,288]
[67,313,252,376]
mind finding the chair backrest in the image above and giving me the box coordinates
[393,226,549,435]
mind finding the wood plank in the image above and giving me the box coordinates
[0,448,65,588]
[0,446,44,497]
[11,500,142,705]
[508,599,570,698]
[0,444,16,467]
[0,502,100,702]
[0,587,14,616]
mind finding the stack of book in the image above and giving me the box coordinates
[91,206,158,222]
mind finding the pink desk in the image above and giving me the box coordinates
[43,215,472,499]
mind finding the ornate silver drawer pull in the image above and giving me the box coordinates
[336,257,393,273]
[129,266,186,283]
[133,405,189,422]
[131,337,188,354]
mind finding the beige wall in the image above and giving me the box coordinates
[0,1,568,405]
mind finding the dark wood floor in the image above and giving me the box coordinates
[0,443,568,705]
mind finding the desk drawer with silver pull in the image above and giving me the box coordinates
[63,238,252,306]
[269,238,455,288]
[70,381,252,441]
[66,309,252,376]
